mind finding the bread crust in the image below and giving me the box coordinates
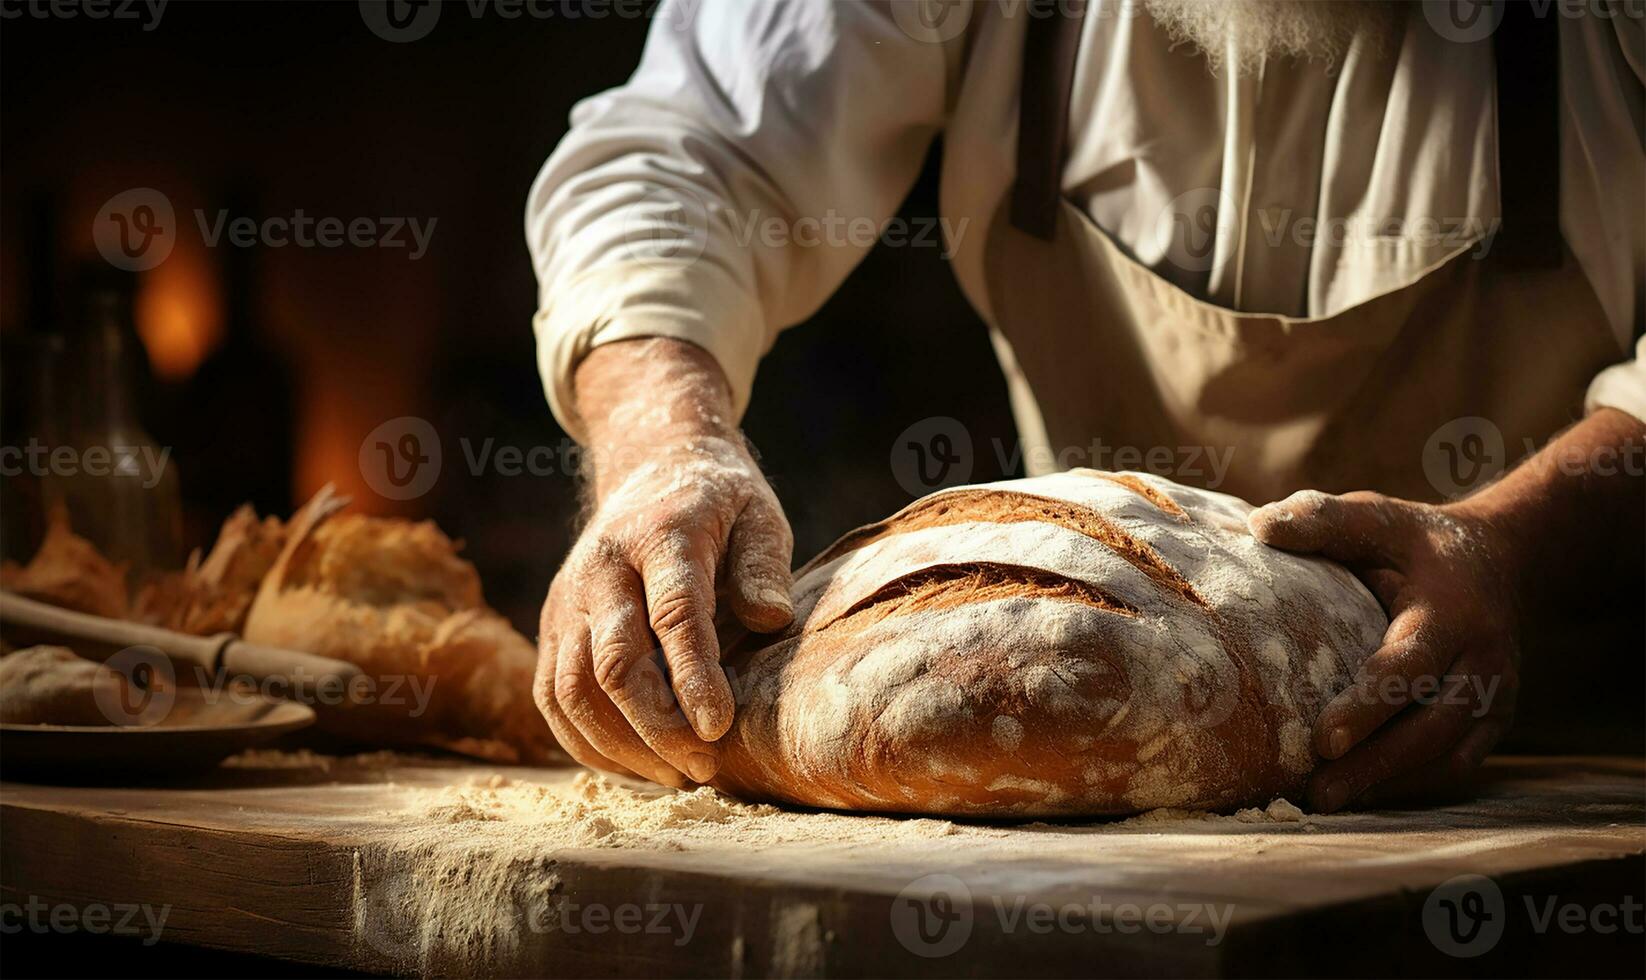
[242,486,561,764]
[711,470,1386,816]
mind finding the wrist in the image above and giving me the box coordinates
[1444,408,1646,616]
[572,337,741,495]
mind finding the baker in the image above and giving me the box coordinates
[525,0,1644,811]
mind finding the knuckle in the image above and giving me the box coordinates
[589,635,636,692]
[589,532,628,564]
[648,590,702,640]
[554,658,595,708]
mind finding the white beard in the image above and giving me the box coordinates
[1142,0,1403,75]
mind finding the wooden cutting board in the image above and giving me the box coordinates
[2,754,1641,977]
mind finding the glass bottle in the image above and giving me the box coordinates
[44,266,183,580]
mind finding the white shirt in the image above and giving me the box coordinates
[526,0,1646,440]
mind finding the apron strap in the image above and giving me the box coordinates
[1010,2,1565,267]
[1010,0,1087,241]
[1493,0,1564,268]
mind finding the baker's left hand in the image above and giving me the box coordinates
[1247,490,1520,812]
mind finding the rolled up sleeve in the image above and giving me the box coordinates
[1586,337,1646,424]
[1573,6,1646,426]
[525,0,954,440]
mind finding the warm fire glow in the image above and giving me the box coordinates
[134,241,222,381]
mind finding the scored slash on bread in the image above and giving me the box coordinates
[710,469,1386,817]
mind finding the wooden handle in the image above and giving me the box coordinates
[0,591,226,673]
[0,592,362,690]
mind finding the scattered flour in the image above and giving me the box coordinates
[1117,797,1309,827]
[223,748,404,770]
[277,751,1335,975]
[411,770,972,850]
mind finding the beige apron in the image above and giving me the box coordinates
[983,3,1624,505]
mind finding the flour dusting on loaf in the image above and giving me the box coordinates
[711,470,1386,816]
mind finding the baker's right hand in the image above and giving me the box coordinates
[534,339,795,788]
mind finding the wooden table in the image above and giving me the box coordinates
[2,754,1642,978]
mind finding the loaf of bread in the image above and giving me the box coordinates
[710,470,1385,816]
[242,486,562,765]
[132,505,287,635]
[0,646,130,726]
[0,506,128,620]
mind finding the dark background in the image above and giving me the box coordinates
[0,0,1020,627]
[0,2,1640,975]
[0,1,1638,759]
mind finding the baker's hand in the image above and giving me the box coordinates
[1248,490,1519,812]
[535,338,795,788]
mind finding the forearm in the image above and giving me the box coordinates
[1447,407,1646,615]
[571,337,739,503]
